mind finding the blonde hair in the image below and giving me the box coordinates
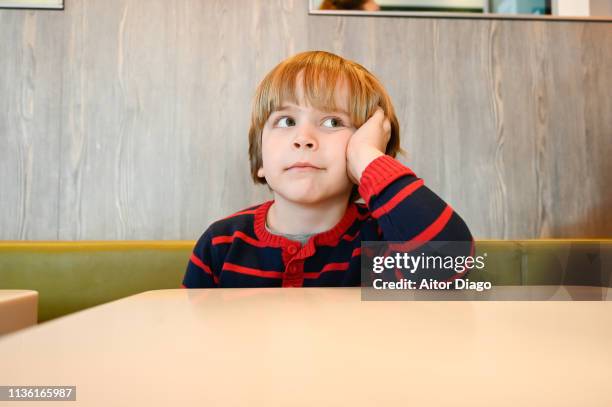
[248,51,401,198]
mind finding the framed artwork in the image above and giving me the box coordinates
[0,0,63,9]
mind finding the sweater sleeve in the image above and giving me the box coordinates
[182,229,219,288]
[358,155,474,282]
[358,155,473,243]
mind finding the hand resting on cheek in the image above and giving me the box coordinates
[346,107,392,185]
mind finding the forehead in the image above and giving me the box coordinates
[292,75,350,112]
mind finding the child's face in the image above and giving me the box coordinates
[258,81,356,206]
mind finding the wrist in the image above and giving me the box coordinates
[357,155,416,206]
[349,147,384,184]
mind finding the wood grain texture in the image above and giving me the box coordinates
[0,0,611,240]
[0,10,63,240]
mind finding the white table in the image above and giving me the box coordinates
[0,287,611,406]
[0,290,37,335]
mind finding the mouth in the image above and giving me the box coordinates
[286,162,323,171]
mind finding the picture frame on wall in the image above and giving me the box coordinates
[0,0,63,9]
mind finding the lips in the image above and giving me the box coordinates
[286,162,323,170]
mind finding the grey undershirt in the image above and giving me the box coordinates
[265,220,315,245]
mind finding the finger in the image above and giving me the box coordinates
[369,107,384,122]
[383,118,391,134]
[345,163,359,185]
[383,119,391,139]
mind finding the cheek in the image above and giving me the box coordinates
[260,134,284,171]
[326,132,352,159]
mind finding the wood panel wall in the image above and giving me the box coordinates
[1,0,611,240]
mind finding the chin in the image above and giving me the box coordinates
[277,186,350,206]
[281,191,326,205]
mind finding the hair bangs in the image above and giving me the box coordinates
[268,57,347,118]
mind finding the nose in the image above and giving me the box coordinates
[292,124,318,150]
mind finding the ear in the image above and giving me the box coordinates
[257,168,265,178]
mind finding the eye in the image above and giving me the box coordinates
[276,116,296,128]
[322,117,343,128]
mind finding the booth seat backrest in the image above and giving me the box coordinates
[472,240,611,287]
[0,242,192,322]
[1,240,610,322]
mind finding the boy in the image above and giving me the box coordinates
[182,50,472,288]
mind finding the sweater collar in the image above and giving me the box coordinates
[254,200,358,248]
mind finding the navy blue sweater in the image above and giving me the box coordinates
[182,155,473,288]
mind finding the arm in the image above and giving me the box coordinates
[182,229,219,288]
[358,154,473,243]
[347,109,473,283]
[346,108,472,243]
[358,156,474,283]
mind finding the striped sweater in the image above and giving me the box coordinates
[182,155,472,288]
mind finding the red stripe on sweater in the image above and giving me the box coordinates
[212,231,269,248]
[190,253,212,275]
[352,247,361,257]
[190,253,219,284]
[304,262,350,279]
[223,262,283,279]
[371,179,425,218]
[411,205,454,242]
[343,231,360,241]
[386,205,455,254]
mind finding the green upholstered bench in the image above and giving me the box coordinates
[1,240,610,322]
[471,240,611,287]
[0,242,192,322]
